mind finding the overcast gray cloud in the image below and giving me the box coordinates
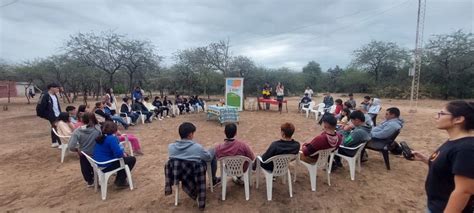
[0,0,472,71]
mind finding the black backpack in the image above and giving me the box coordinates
[36,93,48,119]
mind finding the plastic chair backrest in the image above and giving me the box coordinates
[389,129,401,141]
[312,148,334,167]
[81,151,100,170]
[316,103,325,112]
[354,142,368,157]
[264,154,297,176]
[329,105,337,114]
[219,156,252,176]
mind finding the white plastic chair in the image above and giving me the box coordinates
[173,161,213,206]
[255,154,297,201]
[328,142,367,181]
[81,151,134,200]
[311,103,326,121]
[218,156,253,201]
[52,128,70,163]
[295,148,333,191]
[120,134,134,157]
[302,101,315,118]
[119,112,132,125]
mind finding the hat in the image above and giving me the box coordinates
[47,83,61,89]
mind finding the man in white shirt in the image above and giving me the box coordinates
[37,83,62,147]
[304,86,314,97]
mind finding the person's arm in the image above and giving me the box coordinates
[371,125,397,139]
[198,144,212,162]
[444,175,474,212]
[108,136,124,158]
[243,143,255,160]
[68,131,79,152]
[411,151,429,164]
[261,143,276,162]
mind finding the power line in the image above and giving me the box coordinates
[0,0,19,8]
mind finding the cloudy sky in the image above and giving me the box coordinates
[0,0,472,71]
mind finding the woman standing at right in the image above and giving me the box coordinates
[275,82,284,112]
[411,100,474,212]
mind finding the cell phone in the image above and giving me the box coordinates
[400,141,414,160]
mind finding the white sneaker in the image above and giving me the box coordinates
[57,144,63,149]
[166,115,170,118]
[159,117,163,120]
[51,143,59,148]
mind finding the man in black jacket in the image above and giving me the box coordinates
[37,83,62,147]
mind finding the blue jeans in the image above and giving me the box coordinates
[111,115,128,127]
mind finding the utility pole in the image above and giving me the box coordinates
[409,0,426,113]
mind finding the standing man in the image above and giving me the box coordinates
[36,83,62,147]
[304,86,314,97]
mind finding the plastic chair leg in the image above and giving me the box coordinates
[326,165,331,186]
[348,159,356,181]
[175,183,179,206]
[382,150,391,170]
[287,170,293,198]
[207,162,213,192]
[306,165,316,191]
[61,145,67,163]
[265,173,273,201]
[101,174,111,200]
[221,171,227,201]
[125,166,134,190]
[244,172,250,200]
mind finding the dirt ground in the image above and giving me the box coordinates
[0,94,457,212]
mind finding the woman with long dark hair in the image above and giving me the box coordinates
[93,121,136,187]
[411,101,474,212]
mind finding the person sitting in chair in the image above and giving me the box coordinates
[334,111,372,168]
[168,122,221,186]
[215,123,255,185]
[257,123,300,171]
[300,115,342,164]
[371,107,404,141]
[132,98,153,123]
[299,93,312,111]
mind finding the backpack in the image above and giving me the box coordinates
[388,141,403,155]
[36,93,49,119]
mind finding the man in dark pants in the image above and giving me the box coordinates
[37,83,62,148]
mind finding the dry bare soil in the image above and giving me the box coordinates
[0,95,455,212]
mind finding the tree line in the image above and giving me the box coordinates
[0,29,472,103]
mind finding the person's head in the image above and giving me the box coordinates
[436,101,474,131]
[47,83,60,94]
[135,86,140,91]
[154,96,160,101]
[65,106,77,115]
[123,97,130,104]
[385,107,400,120]
[82,112,98,127]
[224,123,237,139]
[106,88,113,94]
[341,108,351,116]
[95,102,104,110]
[58,112,70,123]
[164,96,168,100]
[179,122,196,139]
[364,96,371,102]
[321,114,337,131]
[280,122,295,139]
[306,86,310,89]
[304,93,309,97]
[144,97,150,102]
[78,105,88,113]
[344,101,352,109]
[349,110,366,126]
[96,121,118,144]
[335,99,343,106]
